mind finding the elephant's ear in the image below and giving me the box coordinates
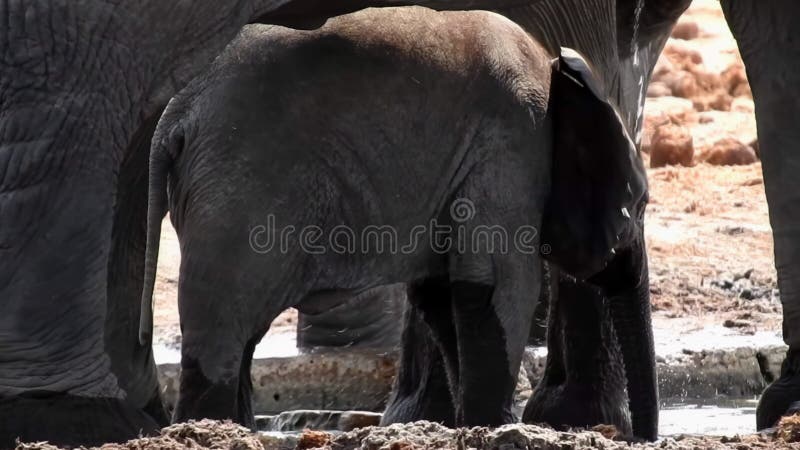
[541,48,647,280]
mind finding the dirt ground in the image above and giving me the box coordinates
[642,0,781,335]
[18,418,800,450]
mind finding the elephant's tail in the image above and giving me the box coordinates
[139,119,183,346]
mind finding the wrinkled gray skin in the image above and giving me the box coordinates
[141,8,645,429]
[0,0,526,447]
[297,284,406,350]
[2,0,799,446]
[720,1,800,430]
[0,0,553,447]
[0,1,308,447]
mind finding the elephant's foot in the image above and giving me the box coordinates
[173,354,256,429]
[142,383,171,426]
[757,348,800,430]
[382,383,456,427]
[0,394,161,448]
[523,383,632,436]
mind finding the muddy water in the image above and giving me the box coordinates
[660,398,757,437]
[155,334,761,437]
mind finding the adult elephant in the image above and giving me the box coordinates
[0,0,527,447]
[720,2,800,431]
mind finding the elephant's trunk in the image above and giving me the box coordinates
[605,236,658,441]
[138,124,182,346]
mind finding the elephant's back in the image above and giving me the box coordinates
[218,8,552,105]
[173,7,555,231]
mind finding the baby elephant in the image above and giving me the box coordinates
[140,7,645,428]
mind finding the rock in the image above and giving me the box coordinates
[777,414,800,443]
[724,319,753,329]
[641,97,696,154]
[270,410,342,432]
[338,411,383,431]
[655,40,735,110]
[722,64,752,98]
[266,410,383,432]
[297,429,332,449]
[692,89,732,112]
[750,137,760,158]
[663,39,704,66]
[644,96,696,122]
[734,269,755,281]
[250,351,397,414]
[256,415,275,431]
[652,56,675,81]
[702,138,758,166]
[650,123,694,168]
[591,424,623,440]
[660,70,700,98]
[646,81,672,98]
[259,432,300,450]
[717,225,747,236]
[671,20,700,40]
[733,81,753,98]
[641,113,670,156]
[15,443,60,450]
[731,97,755,114]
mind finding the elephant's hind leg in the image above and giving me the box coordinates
[176,312,278,429]
[174,260,291,428]
[106,109,169,427]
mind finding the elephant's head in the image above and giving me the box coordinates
[542,48,647,280]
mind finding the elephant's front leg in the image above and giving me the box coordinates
[440,140,544,426]
[523,270,632,436]
[449,255,538,426]
[721,1,800,430]
[382,281,456,426]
